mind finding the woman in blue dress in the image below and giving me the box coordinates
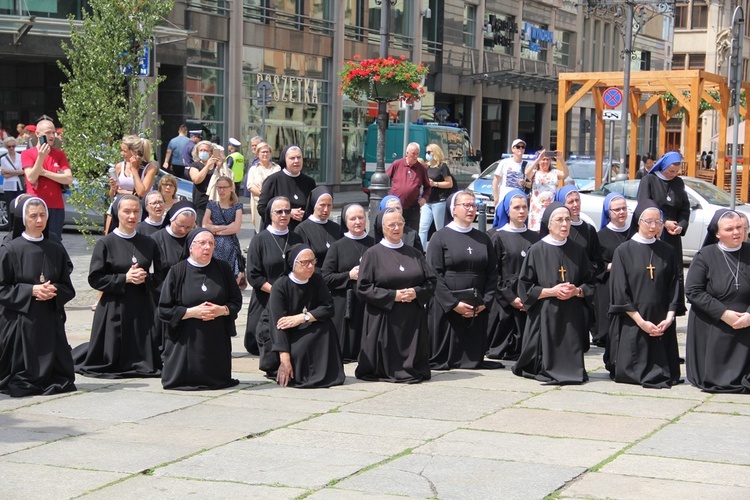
[202,175,245,288]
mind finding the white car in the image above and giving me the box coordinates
[579,177,750,261]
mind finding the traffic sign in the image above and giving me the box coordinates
[603,109,622,121]
[257,80,274,106]
[603,87,623,109]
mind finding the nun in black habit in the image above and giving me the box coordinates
[356,208,437,383]
[686,209,750,393]
[321,203,375,362]
[486,189,539,360]
[256,145,316,230]
[427,191,500,370]
[150,202,198,281]
[135,191,166,236]
[373,195,424,252]
[295,186,341,269]
[243,197,303,372]
[513,202,596,385]
[159,228,242,390]
[0,197,77,397]
[270,244,345,388]
[607,200,681,388]
[74,195,164,378]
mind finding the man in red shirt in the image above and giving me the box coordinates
[22,119,74,238]
[386,142,431,230]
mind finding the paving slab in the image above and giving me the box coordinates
[84,475,306,499]
[561,471,750,499]
[428,369,559,394]
[290,412,460,441]
[0,461,126,500]
[207,390,345,414]
[16,387,206,422]
[570,370,711,401]
[336,453,585,500]
[414,428,625,468]
[261,428,423,456]
[469,407,668,442]
[243,380,378,403]
[708,393,750,404]
[84,421,243,449]
[2,434,199,474]
[0,391,77,412]
[308,488,419,499]
[601,454,750,487]
[694,400,750,416]
[112,376,258,396]
[155,440,387,489]
[521,388,700,419]
[0,412,115,455]
[628,412,750,465]
[341,383,526,421]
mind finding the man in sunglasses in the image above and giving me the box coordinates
[492,138,527,207]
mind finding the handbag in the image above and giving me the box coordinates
[344,288,356,320]
[452,287,483,307]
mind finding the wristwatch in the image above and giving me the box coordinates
[303,312,311,322]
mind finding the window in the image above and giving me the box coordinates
[592,20,599,69]
[674,4,688,29]
[344,0,364,39]
[521,21,551,62]
[463,4,476,48]
[688,53,705,69]
[691,1,708,29]
[484,12,515,56]
[553,31,572,67]
[186,39,225,141]
[639,50,651,71]
[672,53,686,69]
[602,24,610,70]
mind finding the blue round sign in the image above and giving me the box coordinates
[603,87,623,109]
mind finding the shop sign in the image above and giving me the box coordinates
[255,73,320,104]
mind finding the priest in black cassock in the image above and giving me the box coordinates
[321,204,374,362]
[513,202,595,385]
[427,191,499,370]
[556,184,603,348]
[687,209,750,393]
[373,195,424,252]
[256,145,316,231]
[244,197,303,372]
[637,151,690,315]
[295,186,341,269]
[594,193,630,348]
[271,244,345,388]
[74,195,163,378]
[356,208,436,383]
[159,228,242,390]
[136,191,166,237]
[607,200,681,388]
[486,189,539,360]
[0,197,77,397]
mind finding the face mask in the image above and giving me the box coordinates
[425,153,433,162]
[198,152,210,161]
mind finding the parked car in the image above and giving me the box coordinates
[579,176,750,261]
[565,155,621,191]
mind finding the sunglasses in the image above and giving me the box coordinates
[273,209,292,215]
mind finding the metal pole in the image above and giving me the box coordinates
[403,104,411,156]
[729,6,745,210]
[607,120,615,182]
[368,1,392,233]
[620,3,633,175]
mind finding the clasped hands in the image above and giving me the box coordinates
[395,288,417,302]
[125,265,147,285]
[551,282,579,301]
[453,302,486,318]
[189,302,227,321]
[721,309,750,330]
[32,281,57,301]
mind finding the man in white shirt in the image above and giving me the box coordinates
[492,139,527,206]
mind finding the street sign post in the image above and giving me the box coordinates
[603,109,622,121]
[603,87,623,109]
[256,80,274,141]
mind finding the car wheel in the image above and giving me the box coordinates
[0,199,9,231]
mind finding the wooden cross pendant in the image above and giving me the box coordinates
[558,265,566,282]
[646,263,655,280]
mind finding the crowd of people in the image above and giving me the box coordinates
[2,124,750,398]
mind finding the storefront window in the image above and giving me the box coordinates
[484,12,515,56]
[186,39,225,141]
[341,100,371,183]
[242,47,329,183]
[521,21,551,62]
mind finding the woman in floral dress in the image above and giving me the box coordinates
[526,150,568,232]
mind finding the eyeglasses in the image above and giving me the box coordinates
[7,145,15,148]
[551,217,572,224]
[514,145,526,149]
[456,203,477,211]
[640,219,664,227]
[385,222,406,229]
[609,207,627,213]
[192,240,215,248]
[162,184,175,189]
[147,201,164,206]
[258,150,271,154]
[217,185,232,190]
[296,258,317,267]
[273,209,292,215]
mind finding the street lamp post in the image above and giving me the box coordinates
[368,0,397,233]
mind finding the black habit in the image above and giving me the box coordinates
[269,273,345,388]
[321,234,375,362]
[0,236,77,397]
[686,244,750,393]
[295,218,341,269]
[256,170,316,230]
[243,229,303,367]
[607,239,681,388]
[513,239,596,384]
[486,228,540,360]
[74,232,163,378]
[569,219,604,346]
[594,226,629,346]
[159,259,242,390]
[356,242,437,383]
[136,220,162,237]
[427,226,499,370]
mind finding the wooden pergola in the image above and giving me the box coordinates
[557,70,750,199]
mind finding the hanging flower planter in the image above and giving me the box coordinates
[339,55,428,104]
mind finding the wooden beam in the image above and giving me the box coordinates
[563,79,598,113]
[657,99,668,160]
[593,86,604,187]
[637,93,663,117]
[557,79,571,163]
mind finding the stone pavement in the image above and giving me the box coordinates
[3,231,750,499]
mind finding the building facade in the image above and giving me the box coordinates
[0,0,674,187]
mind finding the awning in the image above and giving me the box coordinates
[460,70,559,93]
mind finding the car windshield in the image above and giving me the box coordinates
[591,180,640,199]
[683,177,738,207]
[567,161,595,180]
[478,164,497,180]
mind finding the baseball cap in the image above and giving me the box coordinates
[512,139,526,149]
